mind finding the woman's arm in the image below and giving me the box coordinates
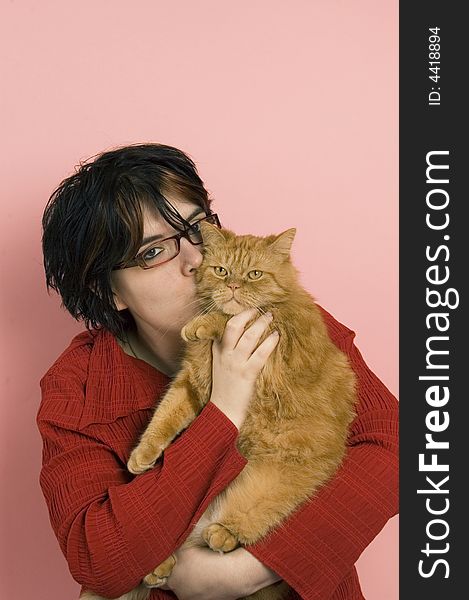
[159,546,281,600]
[244,330,399,600]
[37,380,247,599]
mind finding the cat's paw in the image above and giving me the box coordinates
[127,442,163,475]
[202,523,240,553]
[143,554,176,588]
[181,322,199,341]
[181,322,210,341]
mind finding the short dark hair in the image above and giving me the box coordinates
[42,143,213,338]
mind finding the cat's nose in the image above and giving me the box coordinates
[227,283,240,291]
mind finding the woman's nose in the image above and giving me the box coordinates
[179,237,203,274]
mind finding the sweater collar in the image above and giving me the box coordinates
[78,328,171,429]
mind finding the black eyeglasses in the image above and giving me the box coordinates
[113,213,221,270]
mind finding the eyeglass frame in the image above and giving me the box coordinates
[112,212,222,270]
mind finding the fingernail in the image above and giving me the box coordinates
[266,312,273,319]
[272,330,279,336]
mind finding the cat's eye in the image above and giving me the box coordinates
[248,270,263,280]
[214,266,227,277]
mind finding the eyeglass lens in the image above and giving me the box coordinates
[141,214,218,268]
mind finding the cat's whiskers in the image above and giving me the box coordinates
[243,293,267,317]
[191,300,218,320]
[144,295,206,342]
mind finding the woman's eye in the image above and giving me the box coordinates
[190,221,201,232]
[143,246,163,261]
[248,270,263,280]
[214,266,227,276]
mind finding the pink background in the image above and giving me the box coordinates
[0,1,398,599]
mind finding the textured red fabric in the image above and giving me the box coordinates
[37,306,398,599]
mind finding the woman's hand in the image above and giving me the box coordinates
[158,545,281,600]
[209,308,279,430]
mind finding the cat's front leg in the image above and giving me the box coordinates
[181,312,228,342]
[127,373,199,474]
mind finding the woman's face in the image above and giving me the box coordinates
[110,196,207,337]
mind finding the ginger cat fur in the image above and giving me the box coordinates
[81,221,357,600]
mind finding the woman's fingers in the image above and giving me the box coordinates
[234,311,274,356]
[219,307,276,363]
[248,330,280,370]
[210,308,279,430]
[220,308,259,350]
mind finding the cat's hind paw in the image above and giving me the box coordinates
[127,443,163,475]
[143,554,176,588]
[202,523,240,553]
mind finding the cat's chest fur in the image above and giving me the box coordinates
[236,408,285,458]
[235,368,306,460]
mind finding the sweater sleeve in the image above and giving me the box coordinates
[246,331,399,600]
[37,380,247,599]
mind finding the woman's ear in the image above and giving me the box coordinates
[91,280,129,311]
[112,291,128,312]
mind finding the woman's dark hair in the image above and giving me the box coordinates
[42,143,213,339]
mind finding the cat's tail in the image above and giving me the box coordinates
[79,584,150,600]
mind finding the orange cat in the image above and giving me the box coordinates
[81,222,357,600]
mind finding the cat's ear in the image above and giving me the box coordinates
[199,220,227,245]
[268,228,296,257]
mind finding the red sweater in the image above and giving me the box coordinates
[37,307,398,600]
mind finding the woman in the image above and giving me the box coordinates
[38,143,398,600]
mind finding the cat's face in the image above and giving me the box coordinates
[195,221,296,315]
